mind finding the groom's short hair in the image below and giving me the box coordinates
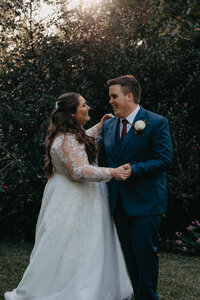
[107,75,141,104]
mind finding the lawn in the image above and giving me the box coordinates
[0,241,199,299]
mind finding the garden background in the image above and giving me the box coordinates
[0,0,200,252]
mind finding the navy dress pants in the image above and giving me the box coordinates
[113,199,162,300]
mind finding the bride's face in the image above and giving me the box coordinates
[73,96,90,126]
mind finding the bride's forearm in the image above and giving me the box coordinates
[85,114,113,137]
[85,124,100,139]
[95,122,102,133]
[96,114,114,133]
[108,168,117,178]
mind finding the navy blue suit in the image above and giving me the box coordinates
[99,106,173,300]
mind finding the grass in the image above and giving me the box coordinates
[158,253,200,299]
[0,241,200,300]
[0,241,33,300]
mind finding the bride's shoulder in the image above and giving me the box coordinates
[63,133,80,148]
[55,133,81,147]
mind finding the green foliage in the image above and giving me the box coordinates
[0,0,199,240]
[136,0,200,237]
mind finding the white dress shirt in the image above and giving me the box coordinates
[120,105,140,136]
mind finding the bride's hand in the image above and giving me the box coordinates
[109,164,131,181]
[96,113,114,133]
[100,113,114,126]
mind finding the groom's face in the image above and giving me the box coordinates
[109,84,132,119]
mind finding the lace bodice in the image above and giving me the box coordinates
[50,125,111,182]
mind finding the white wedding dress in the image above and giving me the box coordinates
[5,125,133,300]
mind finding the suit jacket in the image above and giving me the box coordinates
[98,106,173,216]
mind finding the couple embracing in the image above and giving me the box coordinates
[5,75,173,300]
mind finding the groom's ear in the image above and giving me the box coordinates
[127,92,134,102]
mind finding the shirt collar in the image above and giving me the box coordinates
[121,105,140,124]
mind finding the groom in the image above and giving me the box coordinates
[99,75,173,300]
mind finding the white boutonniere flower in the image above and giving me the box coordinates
[134,120,147,134]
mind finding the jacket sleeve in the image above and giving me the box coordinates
[131,117,173,178]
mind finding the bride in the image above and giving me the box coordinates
[5,92,133,300]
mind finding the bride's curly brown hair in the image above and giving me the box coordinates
[44,92,97,178]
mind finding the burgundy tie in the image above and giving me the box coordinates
[121,119,128,141]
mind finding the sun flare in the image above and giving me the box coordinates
[36,0,103,35]
[68,0,103,9]
[38,0,103,21]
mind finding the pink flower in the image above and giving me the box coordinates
[196,221,200,226]
[183,102,188,107]
[141,13,146,22]
[176,240,182,244]
[197,238,200,244]
[186,225,195,231]
[2,185,8,189]
[176,232,182,237]
[183,247,187,251]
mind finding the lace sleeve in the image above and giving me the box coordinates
[60,133,111,182]
[85,124,100,140]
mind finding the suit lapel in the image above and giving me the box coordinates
[108,117,121,159]
[118,106,146,159]
[132,106,146,124]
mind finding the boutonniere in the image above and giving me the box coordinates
[133,120,148,135]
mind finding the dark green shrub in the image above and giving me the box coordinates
[0,0,199,241]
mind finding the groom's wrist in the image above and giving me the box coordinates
[131,164,137,177]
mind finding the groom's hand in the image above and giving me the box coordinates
[114,164,131,181]
[122,163,131,179]
[123,163,131,171]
